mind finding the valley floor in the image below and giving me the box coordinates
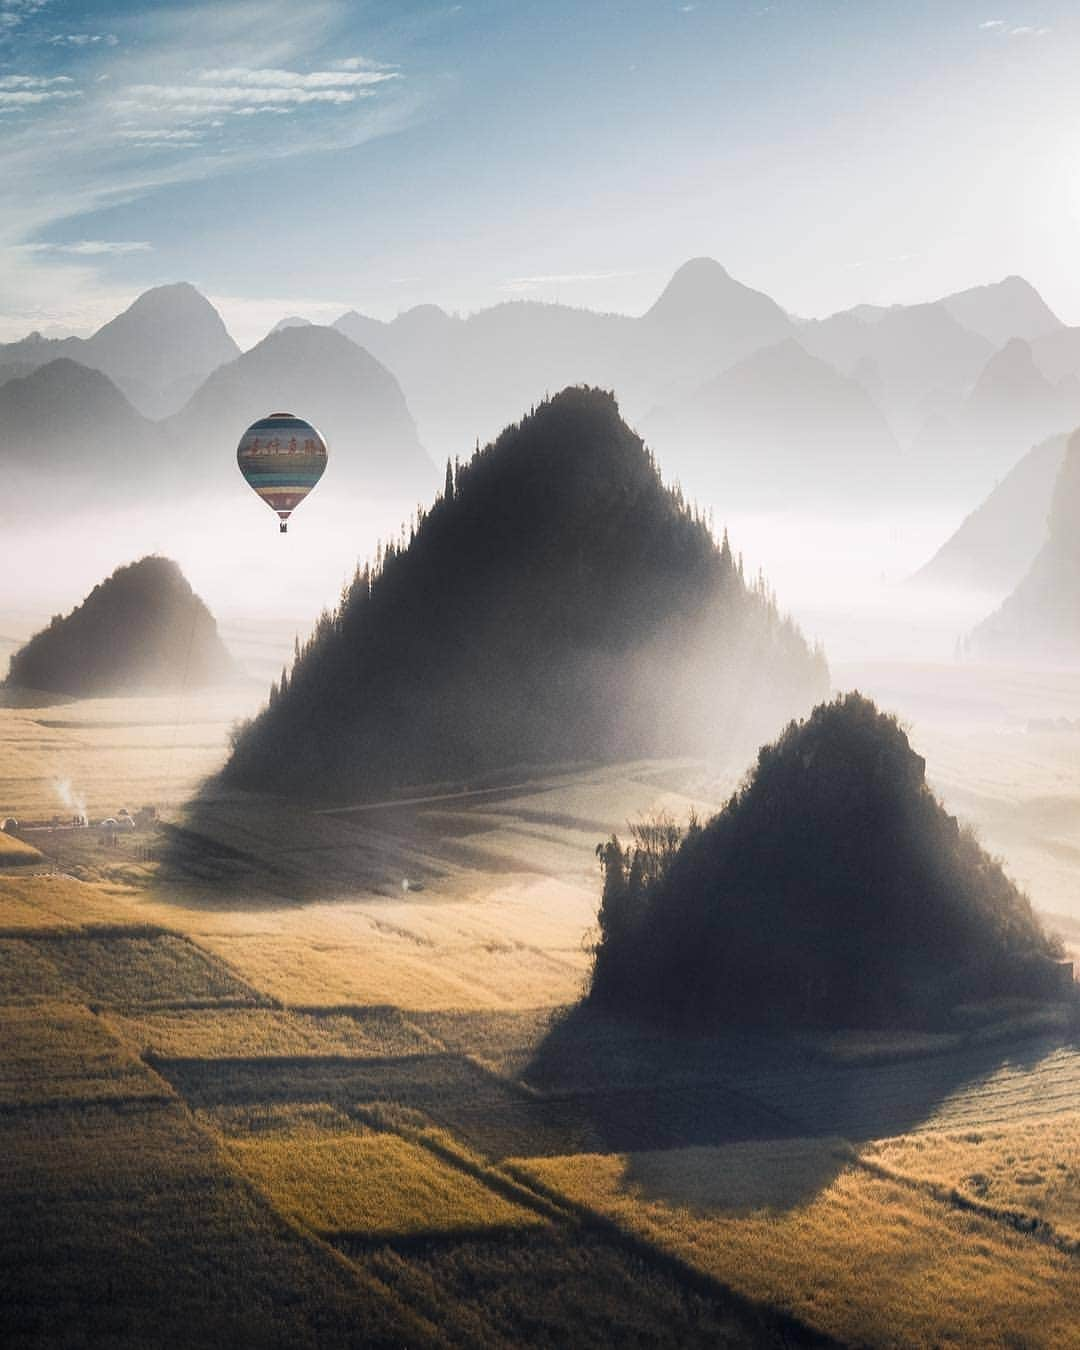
[0,663,1078,1347]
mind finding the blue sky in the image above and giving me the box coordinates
[1,0,1077,343]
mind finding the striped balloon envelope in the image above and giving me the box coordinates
[236,412,328,533]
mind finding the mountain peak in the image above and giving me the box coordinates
[972,336,1053,402]
[942,275,1062,346]
[642,257,793,365]
[645,257,737,321]
[225,384,826,798]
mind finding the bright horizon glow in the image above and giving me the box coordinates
[0,0,1076,345]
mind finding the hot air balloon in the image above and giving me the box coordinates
[236,412,327,533]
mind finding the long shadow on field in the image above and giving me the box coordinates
[523,1003,1079,1213]
[149,776,453,908]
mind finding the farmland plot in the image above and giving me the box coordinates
[517,1144,1080,1349]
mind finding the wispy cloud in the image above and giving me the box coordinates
[0,1,426,338]
[200,65,396,89]
[0,0,50,36]
[0,73,69,85]
[48,32,118,47]
[979,18,1050,36]
[24,239,152,256]
[0,73,80,107]
[114,127,205,148]
[332,55,392,71]
[108,62,399,127]
[503,270,639,293]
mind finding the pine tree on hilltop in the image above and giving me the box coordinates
[226,387,828,799]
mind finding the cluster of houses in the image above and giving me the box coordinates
[1,805,157,836]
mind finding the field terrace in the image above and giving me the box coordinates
[0,681,1077,1346]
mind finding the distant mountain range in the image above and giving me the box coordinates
[909,338,1080,500]
[1,322,434,517]
[225,387,828,798]
[5,261,1080,528]
[940,275,1063,348]
[968,430,1080,663]
[0,358,153,510]
[798,301,994,443]
[914,433,1067,594]
[0,284,239,419]
[163,325,434,502]
[642,337,903,507]
[331,261,1080,509]
[4,555,233,696]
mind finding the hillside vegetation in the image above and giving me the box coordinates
[225,387,827,799]
[590,692,1064,1028]
[5,556,233,697]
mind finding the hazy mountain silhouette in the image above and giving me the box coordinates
[338,300,639,459]
[1029,325,1080,384]
[5,556,234,696]
[334,260,795,460]
[271,316,313,333]
[0,284,239,419]
[969,337,1064,425]
[911,340,1079,500]
[165,325,435,503]
[914,433,1067,593]
[4,264,1064,521]
[590,692,1063,1029]
[640,257,794,390]
[798,302,993,442]
[939,275,1063,348]
[969,430,1080,662]
[643,338,902,507]
[0,360,40,390]
[225,387,828,799]
[0,358,153,511]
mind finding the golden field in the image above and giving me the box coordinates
[516,1144,1080,1350]
[0,659,1077,1346]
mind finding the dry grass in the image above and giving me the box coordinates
[0,872,148,930]
[0,1099,438,1348]
[351,1225,785,1349]
[864,1116,1080,1244]
[106,1006,431,1058]
[410,1007,562,1078]
[43,932,262,1008]
[0,688,263,819]
[1,680,1079,1346]
[229,1131,543,1238]
[0,830,42,863]
[197,1100,362,1139]
[0,938,74,1002]
[518,1143,1080,1349]
[0,1001,168,1107]
[200,921,588,1012]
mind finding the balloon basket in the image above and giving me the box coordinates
[280,521,288,534]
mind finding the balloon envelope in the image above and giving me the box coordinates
[237,412,327,532]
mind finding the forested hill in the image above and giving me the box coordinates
[590,693,1063,1030]
[5,556,234,696]
[226,388,828,799]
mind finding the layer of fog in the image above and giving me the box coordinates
[0,490,1005,677]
